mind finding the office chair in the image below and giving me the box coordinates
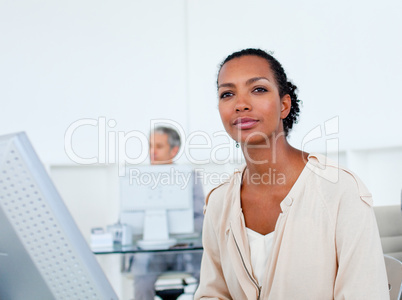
[384,255,402,300]
[155,271,198,300]
[374,205,402,261]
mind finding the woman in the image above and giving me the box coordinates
[194,49,389,299]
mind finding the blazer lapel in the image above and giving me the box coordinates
[224,165,260,298]
[226,209,259,297]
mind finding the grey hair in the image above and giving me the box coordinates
[151,126,181,150]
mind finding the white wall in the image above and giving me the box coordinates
[0,0,188,164]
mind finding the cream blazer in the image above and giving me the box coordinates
[194,154,389,300]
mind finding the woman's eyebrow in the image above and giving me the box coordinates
[246,77,270,85]
[217,82,235,89]
[218,77,270,89]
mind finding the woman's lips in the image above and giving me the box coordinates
[233,117,259,129]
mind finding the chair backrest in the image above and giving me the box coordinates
[384,255,402,300]
[374,205,402,261]
[155,271,199,300]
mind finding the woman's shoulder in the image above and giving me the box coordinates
[204,166,244,207]
[307,153,372,206]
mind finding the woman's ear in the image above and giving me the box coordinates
[280,94,291,119]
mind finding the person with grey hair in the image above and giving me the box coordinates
[149,126,181,165]
[132,126,205,300]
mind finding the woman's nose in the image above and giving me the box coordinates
[235,94,252,112]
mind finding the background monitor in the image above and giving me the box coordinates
[119,164,194,248]
[0,132,118,300]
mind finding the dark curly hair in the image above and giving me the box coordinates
[217,48,301,137]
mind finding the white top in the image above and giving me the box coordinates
[246,227,274,285]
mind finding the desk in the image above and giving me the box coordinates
[92,237,203,300]
[91,236,203,255]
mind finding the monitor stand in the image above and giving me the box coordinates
[137,209,177,250]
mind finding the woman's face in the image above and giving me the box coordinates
[217,55,290,146]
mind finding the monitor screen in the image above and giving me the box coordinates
[119,164,194,247]
[0,132,118,300]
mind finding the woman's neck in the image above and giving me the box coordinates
[241,136,307,187]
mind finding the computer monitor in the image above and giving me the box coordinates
[119,164,194,249]
[0,132,118,300]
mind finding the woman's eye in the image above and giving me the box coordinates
[253,87,268,93]
[220,92,233,99]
